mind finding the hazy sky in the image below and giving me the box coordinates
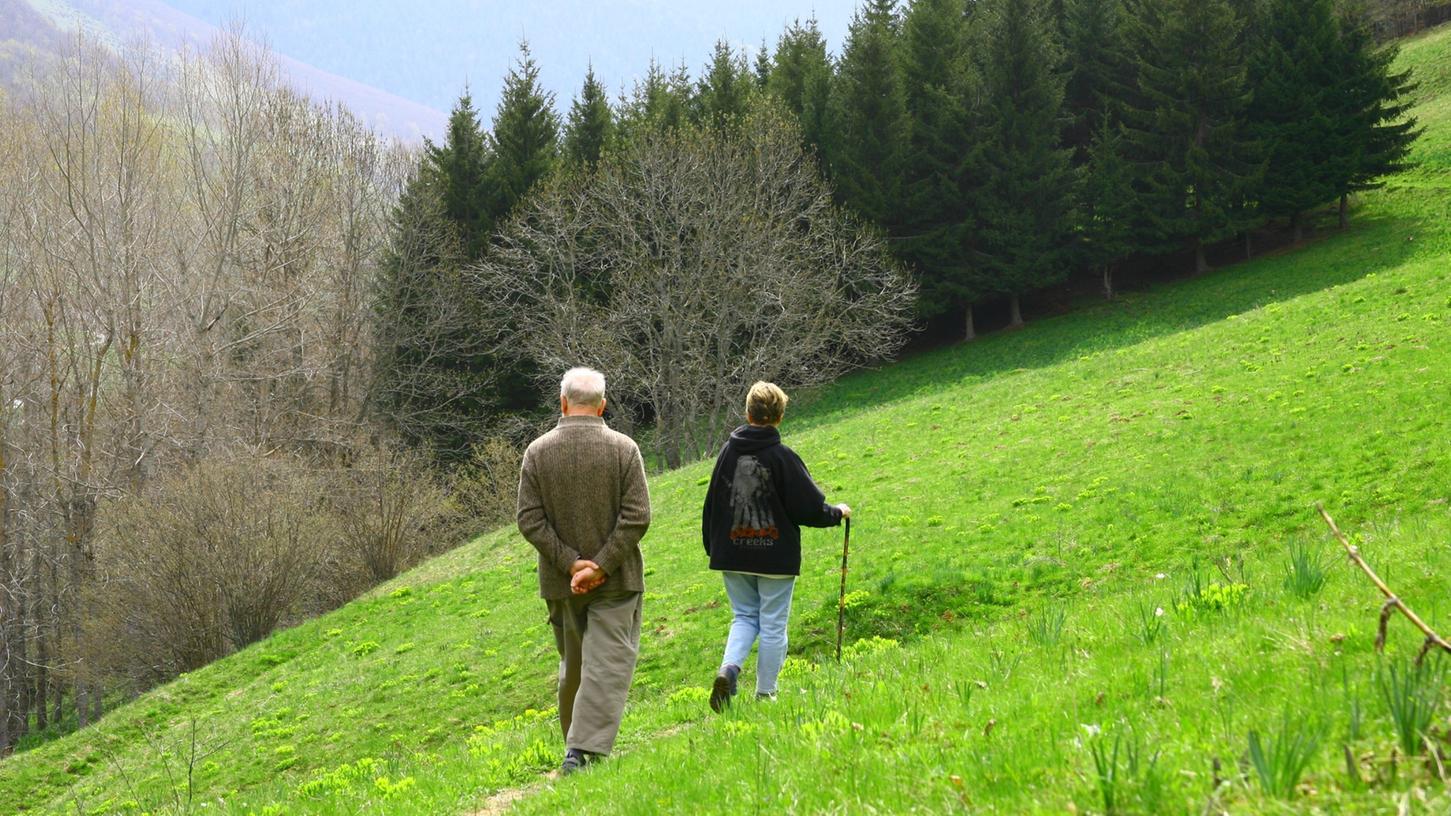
[161,0,861,119]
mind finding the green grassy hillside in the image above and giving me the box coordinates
[4,24,1451,815]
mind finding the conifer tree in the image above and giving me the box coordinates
[696,40,752,128]
[829,0,910,231]
[372,166,493,459]
[1078,119,1137,299]
[424,92,492,257]
[488,40,560,223]
[1123,0,1261,273]
[563,65,614,169]
[899,0,980,334]
[617,59,692,140]
[974,0,1075,327]
[1228,0,1266,48]
[667,62,695,125]
[1061,0,1132,158]
[1245,0,1341,242]
[1329,3,1419,227]
[767,17,834,155]
[766,17,835,153]
[484,41,561,414]
[754,40,772,88]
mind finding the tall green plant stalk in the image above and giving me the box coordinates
[1247,712,1324,798]
[1378,656,1446,756]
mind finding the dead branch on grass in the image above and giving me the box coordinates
[1316,503,1451,664]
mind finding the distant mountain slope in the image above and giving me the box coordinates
[0,0,66,88]
[0,0,446,142]
[158,0,859,118]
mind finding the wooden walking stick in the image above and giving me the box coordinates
[836,518,852,662]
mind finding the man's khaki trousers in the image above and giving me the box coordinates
[546,588,642,755]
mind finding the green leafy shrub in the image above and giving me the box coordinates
[842,636,901,662]
[668,686,710,707]
[295,757,385,798]
[373,775,417,797]
[1175,581,1249,617]
[779,656,819,679]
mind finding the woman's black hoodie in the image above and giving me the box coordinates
[702,424,842,576]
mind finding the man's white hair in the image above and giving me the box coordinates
[560,366,606,407]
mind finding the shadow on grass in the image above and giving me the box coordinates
[790,210,1425,434]
[789,564,1024,662]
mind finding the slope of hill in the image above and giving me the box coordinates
[0,0,447,142]
[2,23,1450,816]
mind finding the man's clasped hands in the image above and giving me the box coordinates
[570,559,606,595]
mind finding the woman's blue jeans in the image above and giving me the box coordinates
[720,571,797,695]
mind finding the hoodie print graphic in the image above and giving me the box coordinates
[729,455,779,546]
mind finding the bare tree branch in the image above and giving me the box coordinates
[1317,503,1451,664]
[471,104,917,467]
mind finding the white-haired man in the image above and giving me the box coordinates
[517,367,652,775]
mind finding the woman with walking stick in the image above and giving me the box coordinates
[701,381,851,712]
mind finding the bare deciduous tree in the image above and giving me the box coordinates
[88,457,331,682]
[0,27,430,746]
[471,105,917,466]
[0,93,43,748]
[450,436,528,533]
[329,442,448,583]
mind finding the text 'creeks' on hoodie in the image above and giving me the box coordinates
[702,424,842,576]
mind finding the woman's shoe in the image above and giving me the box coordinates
[709,664,741,712]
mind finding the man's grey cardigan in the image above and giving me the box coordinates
[517,415,652,600]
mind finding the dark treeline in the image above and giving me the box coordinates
[379,0,1418,460]
[1367,0,1451,37]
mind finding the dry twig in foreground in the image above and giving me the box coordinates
[1317,503,1451,664]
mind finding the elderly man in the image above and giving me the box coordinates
[517,367,651,775]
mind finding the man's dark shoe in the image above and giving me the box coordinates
[709,664,741,713]
[755,691,778,702]
[561,748,592,776]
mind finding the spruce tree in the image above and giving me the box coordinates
[564,65,614,169]
[696,40,752,128]
[899,0,980,334]
[1078,119,1137,299]
[829,0,910,231]
[372,166,490,459]
[974,0,1075,327]
[767,18,834,156]
[618,60,692,141]
[1123,0,1261,273]
[1245,0,1341,242]
[1228,0,1266,49]
[753,40,772,88]
[1329,4,1419,227]
[1061,0,1133,158]
[667,62,695,126]
[488,40,561,224]
[485,41,561,414]
[424,92,492,258]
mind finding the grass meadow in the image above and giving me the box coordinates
[3,22,1451,816]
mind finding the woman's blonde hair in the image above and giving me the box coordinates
[745,381,789,426]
